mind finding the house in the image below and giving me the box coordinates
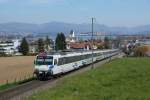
[28,39,53,54]
[0,39,20,55]
[68,42,90,50]
[67,40,104,50]
[138,39,150,45]
[29,42,38,54]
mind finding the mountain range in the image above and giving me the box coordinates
[0,22,150,36]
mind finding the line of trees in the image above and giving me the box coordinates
[19,33,119,56]
[36,32,67,52]
[19,33,67,55]
[97,37,112,49]
[19,36,52,55]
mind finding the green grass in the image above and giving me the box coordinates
[0,77,35,91]
[28,58,150,100]
[0,83,17,90]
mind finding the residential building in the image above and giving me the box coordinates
[0,39,20,55]
[67,40,104,50]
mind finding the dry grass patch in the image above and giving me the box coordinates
[0,56,35,84]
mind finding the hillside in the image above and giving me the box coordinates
[28,58,150,100]
[0,22,150,35]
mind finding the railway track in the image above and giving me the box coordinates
[0,80,44,100]
[0,53,122,100]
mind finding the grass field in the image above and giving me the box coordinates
[28,58,150,100]
[0,56,35,84]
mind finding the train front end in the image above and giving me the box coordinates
[34,54,54,79]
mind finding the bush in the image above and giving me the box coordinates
[0,53,13,57]
[97,45,104,49]
[134,46,148,57]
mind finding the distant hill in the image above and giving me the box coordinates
[0,22,150,36]
[0,22,38,33]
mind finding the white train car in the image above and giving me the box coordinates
[34,49,119,79]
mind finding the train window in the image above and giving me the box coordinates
[63,58,67,64]
[58,58,63,65]
[54,59,57,65]
[64,57,68,64]
[57,52,105,66]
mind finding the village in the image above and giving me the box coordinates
[0,30,150,57]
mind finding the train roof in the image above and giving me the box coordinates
[37,49,119,58]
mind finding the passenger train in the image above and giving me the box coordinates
[34,49,119,79]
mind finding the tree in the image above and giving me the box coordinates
[38,38,44,52]
[44,36,51,52]
[55,33,66,50]
[20,37,29,55]
[104,37,110,49]
[97,45,104,49]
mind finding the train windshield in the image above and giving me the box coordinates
[35,56,53,65]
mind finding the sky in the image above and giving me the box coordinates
[0,0,150,27]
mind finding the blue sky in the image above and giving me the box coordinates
[0,0,150,27]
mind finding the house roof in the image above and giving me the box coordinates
[70,43,87,49]
[69,41,103,49]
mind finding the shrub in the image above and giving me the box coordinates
[134,46,148,57]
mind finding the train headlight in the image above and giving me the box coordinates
[48,65,54,69]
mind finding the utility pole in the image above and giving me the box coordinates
[91,17,94,69]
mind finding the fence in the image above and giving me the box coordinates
[0,72,35,88]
